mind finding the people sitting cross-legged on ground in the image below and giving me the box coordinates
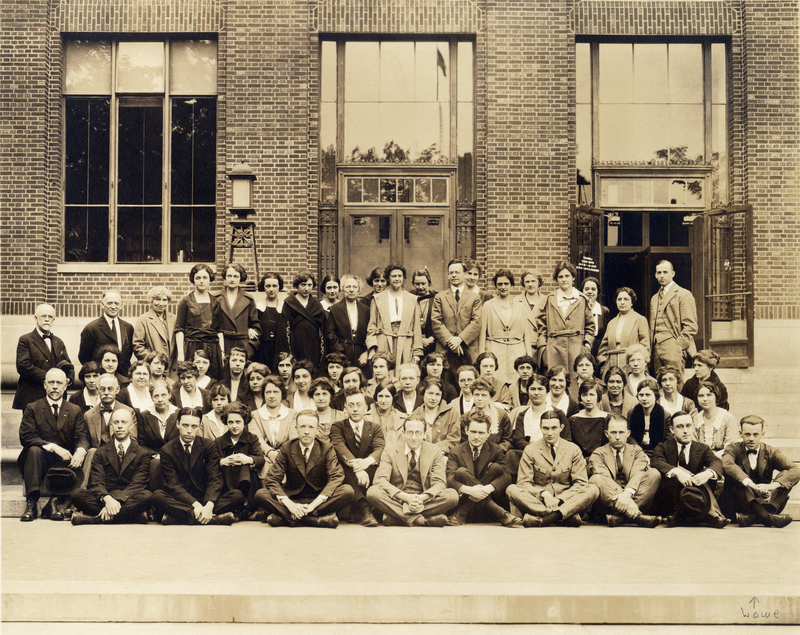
[446,410,522,527]
[254,410,354,528]
[587,416,661,528]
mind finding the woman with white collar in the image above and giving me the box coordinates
[248,375,297,478]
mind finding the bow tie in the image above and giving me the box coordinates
[101,407,114,414]
[41,332,52,339]
[746,449,758,455]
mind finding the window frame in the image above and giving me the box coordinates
[60,35,218,268]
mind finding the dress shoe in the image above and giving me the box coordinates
[736,513,756,528]
[522,514,542,528]
[60,500,74,520]
[40,497,56,519]
[561,514,582,527]
[635,514,662,529]
[147,508,156,523]
[20,499,38,522]
[421,514,448,527]
[266,513,287,527]
[305,513,339,528]
[540,511,561,527]
[382,514,405,526]
[136,512,149,524]
[663,514,678,528]
[211,512,236,525]
[447,509,469,526]
[161,514,180,525]
[707,513,730,529]
[359,510,379,527]
[606,513,624,528]
[768,513,792,529]
[499,512,524,528]
[71,512,101,526]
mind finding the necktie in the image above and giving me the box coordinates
[409,451,417,471]
[51,403,59,419]
[42,332,53,351]
[678,443,688,468]
[184,443,192,457]
[455,289,460,303]
[472,447,479,462]
[110,318,119,345]
[303,447,310,463]
[550,444,556,461]
[353,424,361,448]
[159,421,167,439]
[118,443,125,463]
[615,450,624,479]
[101,406,113,414]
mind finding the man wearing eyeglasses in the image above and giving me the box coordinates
[366,414,459,526]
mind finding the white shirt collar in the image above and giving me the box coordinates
[660,281,675,294]
[451,285,465,295]
[46,396,63,408]
[153,404,177,424]
[556,288,580,301]
[404,444,419,457]
[299,440,315,455]
[114,437,132,453]
[349,418,364,434]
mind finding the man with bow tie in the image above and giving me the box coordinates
[720,415,799,528]
[18,368,90,522]
[13,304,74,411]
[70,409,153,525]
[254,410,354,528]
[649,260,698,373]
[506,410,599,527]
[85,374,138,450]
[79,289,135,377]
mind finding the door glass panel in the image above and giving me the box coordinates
[402,215,446,291]
[349,216,392,284]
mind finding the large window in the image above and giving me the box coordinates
[63,38,217,263]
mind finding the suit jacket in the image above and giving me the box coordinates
[79,316,135,376]
[329,418,386,468]
[393,392,424,415]
[17,398,90,472]
[366,289,423,366]
[373,440,448,499]
[159,436,223,505]
[414,290,437,353]
[649,282,698,356]
[218,369,250,403]
[515,437,589,498]
[627,403,668,455]
[217,290,260,348]
[409,403,462,454]
[13,330,74,409]
[650,438,723,479]
[681,371,730,412]
[325,299,369,367]
[431,288,482,363]
[264,438,344,499]
[132,309,176,363]
[722,441,800,490]
[588,442,653,493]
[446,440,511,493]
[85,401,138,448]
[256,304,289,370]
[87,439,152,502]
[138,410,180,453]
[249,406,298,455]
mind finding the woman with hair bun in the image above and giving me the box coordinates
[681,349,729,411]
[597,286,650,378]
[175,263,225,380]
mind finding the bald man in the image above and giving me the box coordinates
[13,304,74,410]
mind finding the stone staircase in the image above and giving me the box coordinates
[2,368,799,518]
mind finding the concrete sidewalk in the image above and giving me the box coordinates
[2,520,798,625]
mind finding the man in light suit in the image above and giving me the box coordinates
[79,289,135,377]
[18,368,90,521]
[325,274,371,370]
[366,414,459,526]
[71,409,153,525]
[132,285,176,364]
[330,389,384,526]
[85,374,138,450]
[650,411,728,528]
[13,304,74,410]
[588,416,661,527]
[506,411,599,527]
[254,410,354,528]
[649,260,698,373]
[431,259,482,370]
[446,410,522,527]
[720,415,799,528]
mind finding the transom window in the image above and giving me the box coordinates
[63,38,217,263]
[345,177,448,205]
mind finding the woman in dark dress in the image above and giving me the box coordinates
[627,378,667,457]
[568,378,610,460]
[411,266,437,356]
[581,276,610,367]
[282,269,326,371]
[255,271,289,371]
[174,264,225,380]
[217,263,260,360]
[681,348,730,411]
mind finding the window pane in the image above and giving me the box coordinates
[347,178,363,203]
[432,178,447,203]
[380,178,396,203]
[320,102,337,204]
[398,179,413,203]
[414,102,448,161]
[576,42,591,104]
[711,43,726,104]
[668,44,702,104]
[363,178,379,203]
[620,212,642,247]
[712,104,728,205]
[458,102,474,203]
[321,41,337,103]
[598,104,633,160]
[634,104,669,162]
[599,44,632,103]
[65,206,109,261]
[117,42,165,93]
[669,104,704,162]
[171,98,217,206]
[381,103,413,160]
[118,102,163,205]
[650,212,670,247]
[64,40,111,95]
[633,44,668,104]
[457,41,473,103]
[345,42,379,102]
[345,102,379,160]
[415,178,431,203]
[381,41,414,102]
[171,206,215,262]
[65,98,110,205]
[117,206,162,261]
[170,40,217,95]
[670,212,690,246]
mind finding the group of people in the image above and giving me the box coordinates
[12,257,798,529]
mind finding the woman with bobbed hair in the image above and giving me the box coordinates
[656,365,697,419]
[599,366,637,420]
[282,269,326,370]
[693,380,738,457]
[535,260,595,379]
[457,376,513,451]
[474,351,512,408]
[597,286,650,377]
[681,349,729,411]
[216,400,266,517]
[360,266,387,308]
[569,378,610,460]
[319,274,341,312]
[370,380,405,448]
[514,268,545,320]
[127,359,154,413]
[174,263,225,380]
[255,271,290,372]
[308,377,345,442]
[511,374,570,452]
[248,375,297,477]
[242,362,270,412]
[217,262,261,360]
[581,276,610,364]
[479,268,533,385]
[202,383,232,440]
[627,378,666,457]
[409,376,459,455]
[132,285,177,368]
[419,352,457,402]
[544,365,580,419]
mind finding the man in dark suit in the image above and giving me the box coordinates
[152,407,240,525]
[720,415,799,528]
[650,411,729,528]
[18,368,90,521]
[254,410,354,528]
[78,289,135,377]
[588,416,662,527]
[330,389,385,526]
[71,409,153,524]
[392,363,424,415]
[325,274,370,370]
[13,304,74,410]
[431,259,482,369]
[446,410,522,527]
[649,260,698,373]
[366,414,459,526]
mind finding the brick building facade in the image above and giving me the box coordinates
[1,0,798,369]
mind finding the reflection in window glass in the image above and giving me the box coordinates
[347,178,363,203]
[65,206,109,262]
[363,178,379,203]
[64,40,112,95]
[432,179,447,203]
[117,42,165,93]
[171,98,216,206]
[380,179,396,203]
[320,102,337,204]
[633,44,667,104]
[170,40,217,95]
[398,179,412,203]
[117,206,162,261]
[604,212,642,247]
[415,178,431,203]
[170,206,215,262]
[669,105,704,163]
[65,99,110,206]
[457,41,473,102]
[633,104,669,162]
[668,44,702,104]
